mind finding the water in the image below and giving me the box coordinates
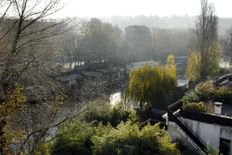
[109,92,122,107]
[220,60,230,68]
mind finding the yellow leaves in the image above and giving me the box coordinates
[166,54,177,82]
[0,82,27,116]
[186,41,221,81]
[52,93,65,107]
[185,51,202,81]
[127,56,177,109]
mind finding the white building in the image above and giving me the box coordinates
[164,100,232,155]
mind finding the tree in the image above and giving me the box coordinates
[80,18,122,65]
[185,51,202,81]
[185,0,220,81]
[0,0,70,154]
[222,28,232,66]
[0,82,27,153]
[127,55,177,111]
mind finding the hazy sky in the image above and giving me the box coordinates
[55,0,232,18]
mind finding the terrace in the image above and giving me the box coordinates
[163,75,232,155]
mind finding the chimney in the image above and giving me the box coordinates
[214,102,223,114]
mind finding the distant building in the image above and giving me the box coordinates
[124,25,153,61]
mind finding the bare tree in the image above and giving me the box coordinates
[0,0,72,154]
[223,28,232,66]
[195,0,220,80]
[186,0,220,81]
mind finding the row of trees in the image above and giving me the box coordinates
[59,18,193,67]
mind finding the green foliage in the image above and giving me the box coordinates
[127,55,177,110]
[81,100,130,127]
[186,0,221,81]
[183,102,207,113]
[215,86,232,95]
[34,143,51,155]
[128,112,139,124]
[166,54,177,84]
[195,81,215,94]
[0,82,27,153]
[0,82,27,116]
[196,81,231,101]
[185,43,220,81]
[81,18,122,64]
[92,122,179,155]
[182,92,200,104]
[185,51,201,81]
[52,120,111,155]
[194,81,215,99]
[52,119,180,155]
[183,80,232,105]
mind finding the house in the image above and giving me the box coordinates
[163,75,232,155]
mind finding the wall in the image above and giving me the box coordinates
[181,117,232,154]
[167,121,205,154]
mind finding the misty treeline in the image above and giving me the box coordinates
[59,17,232,68]
[58,18,193,66]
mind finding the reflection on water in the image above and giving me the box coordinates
[220,60,230,68]
[110,92,122,107]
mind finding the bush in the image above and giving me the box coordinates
[215,86,231,95]
[52,119,180,155]
[52,121,112,155]
[92,122,179,155]
[182,92,200,104]
[183,102,207,113]
[193,81,232,103]
[81,100,130,127]
[194,81,215,98]
[51,121,95,155]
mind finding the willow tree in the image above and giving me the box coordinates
[127,55,176,111]
[186,0,220,81]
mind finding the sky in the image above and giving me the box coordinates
[55,0,232,18]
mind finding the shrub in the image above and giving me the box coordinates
[194,81,215,97]
[183,102,207,113]
[52,118,180,155]
[92,122,180,155]
[81,100,130,127]
[51,121,95,155]
[52,120,112,155]
[215,86,231,95]
[182,92,200,104]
